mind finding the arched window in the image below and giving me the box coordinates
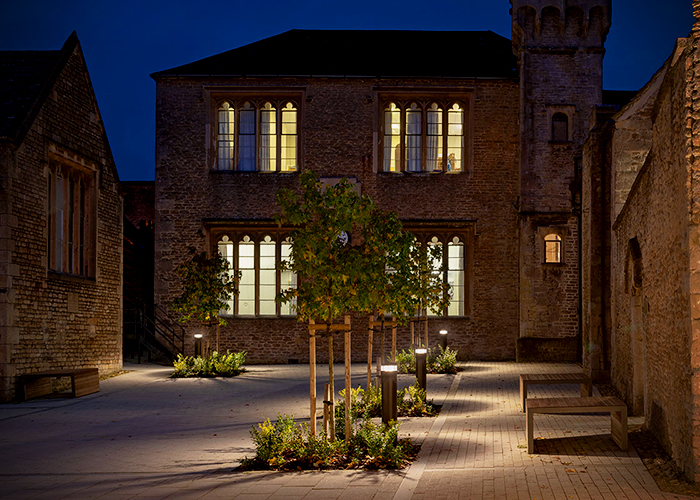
[217,235,235,315]
[447,236,464,316]
[259,103,277,172]
[544,234,562,263]
[280,103,297,172]
[238,235,255,315]
[428,236,443,316]
[383,103,401,172]
[551,113,568,142]
[238,102,256,171]
[426,103,443,171]
[259,235,276,315]
[280,237,297,316]
[405,103,422,172]
[217,102,235,170]
[446,103,463,172]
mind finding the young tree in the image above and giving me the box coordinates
[171,248,239,353]
[277,171,374,440]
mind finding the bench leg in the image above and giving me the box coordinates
[581,382,592,397]
[611,408,628,451]
[521,382,527,412]
[527,409,534,454]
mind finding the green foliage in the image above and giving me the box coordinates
[398,381,436,417]
[275,170,449,323]
[170,248,239,326]
[396,346,459,374]
[240,414,418,471]
[170,351,246,377]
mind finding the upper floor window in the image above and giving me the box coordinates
[382,100,465,173]
[544,233,562,263]
[48,156,96,278]
[551,112,569,142]
[215,99,298,172]
[216,231,297,317]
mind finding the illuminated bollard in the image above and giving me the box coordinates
[194,333,203,357]
[439,329,448,351]
[415,348,427,394]
[381,364,398,424]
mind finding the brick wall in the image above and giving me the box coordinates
[0,41,123,402]
[154,75,521,362]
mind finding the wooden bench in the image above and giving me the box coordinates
[526,396,627,454]
[520,372,592,411]
[20,368,100,401]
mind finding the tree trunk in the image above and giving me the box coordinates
[328,329,335,441]
[367,314,374,390]
[309,320,317,437]
[344,316,351,443]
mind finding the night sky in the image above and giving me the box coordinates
[0,0,693,182]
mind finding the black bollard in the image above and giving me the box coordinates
[381,364,398,424]
[415,348,427,393]
[439,329,448,351]
[194,334,203,357]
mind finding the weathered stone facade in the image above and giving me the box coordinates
[581,1,700,480]
[0,33,123,402]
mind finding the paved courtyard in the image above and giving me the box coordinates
[0,361,693,499]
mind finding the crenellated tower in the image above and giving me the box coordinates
[511,0,611,361]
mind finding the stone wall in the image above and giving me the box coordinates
[610,35,698,478]
[154,75,521,362]
[0,40,123,402]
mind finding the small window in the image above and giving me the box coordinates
[544,234,562,263]
[551,113,568,142]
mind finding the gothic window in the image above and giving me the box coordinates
[381,99,466,173]
[214,98,299,172]
[215,230,296,317]
[551,112,569,142]
[48,158,95,277]
[544,233,562,263]
[406,232,470,317]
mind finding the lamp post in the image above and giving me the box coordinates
[194,333,203,357]
[415,348,427,393]
[439,329,448,351]
[381,364,398,424]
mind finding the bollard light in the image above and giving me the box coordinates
[381,364,398,424]
[415,348,427,394]
[194,333,203,357]
[439,329,448,351]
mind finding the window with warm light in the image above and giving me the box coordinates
[544,233,562,263]
[216,231,296,317]
[215,99,298,172]
[382,100,465,173]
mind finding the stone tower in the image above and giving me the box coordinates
[511,0,611,360]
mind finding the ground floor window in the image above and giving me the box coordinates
[214,229,296,317]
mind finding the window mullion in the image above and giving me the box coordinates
[276,105,282,172]
[421,104,427,172]
[400,106,405,172]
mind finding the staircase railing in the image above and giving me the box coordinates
[124,302,185,362]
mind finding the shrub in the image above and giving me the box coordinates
[398,381,436,417]
[241,414,418,471]
[396,346,458,374]
[171,350,246,378]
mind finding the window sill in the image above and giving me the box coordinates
[542,262,566,267]
[548,141,571,146]
[378,170,463,176]
[210,169,298,175]
[48,271,96,285]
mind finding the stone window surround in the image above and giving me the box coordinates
[207,225,295,318]
[47,145,97,280]
[546,105,575,143]
[372,87,475,175]
[537,226,568,265]
[205,87,306,174]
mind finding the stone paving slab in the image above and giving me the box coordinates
[0,361,695,499]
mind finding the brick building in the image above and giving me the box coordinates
[151,0,611,364]
[579,0,700,480]
[0,32,123,402]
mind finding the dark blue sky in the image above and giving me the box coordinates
[1,0,693,181]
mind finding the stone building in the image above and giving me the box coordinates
[0,32,123,402]
[152,0,611,364]
[581,1,700,481]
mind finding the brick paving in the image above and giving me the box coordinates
[0,362,694,499]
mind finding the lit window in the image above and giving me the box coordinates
[544,234,562,263]
[48,160,95,277]
[216,231,296,317]
[382,99,465,173]
[419,234,466,317]
[215,99,298,172]
[551,113,568,142]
